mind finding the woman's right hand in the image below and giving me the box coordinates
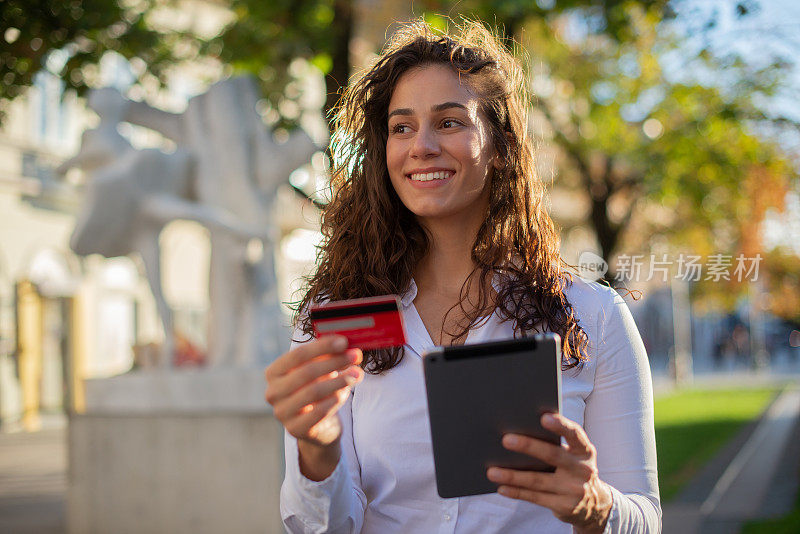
[264,335,364,479]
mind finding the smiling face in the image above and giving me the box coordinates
[385,64,498,226]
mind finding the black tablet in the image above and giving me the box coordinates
[422,333,562,498]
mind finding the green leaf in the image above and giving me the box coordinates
[310,52,333,75]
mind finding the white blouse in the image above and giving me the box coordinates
[280,276,661,533]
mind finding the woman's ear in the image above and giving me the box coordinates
[492,131,513,170]
[492,154,503,170]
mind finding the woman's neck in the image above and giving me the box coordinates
[414,213,483,298]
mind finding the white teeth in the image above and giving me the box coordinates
[409,171,452,181]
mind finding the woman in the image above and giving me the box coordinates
[265,20,660,533]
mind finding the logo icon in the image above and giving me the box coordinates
[577,251,608,282]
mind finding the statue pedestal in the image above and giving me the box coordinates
[67,369,284,534]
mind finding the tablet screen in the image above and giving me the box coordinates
[423,334,562,498]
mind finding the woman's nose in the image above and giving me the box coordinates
[409,126,440,159]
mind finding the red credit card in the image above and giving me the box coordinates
[310,295,407,351]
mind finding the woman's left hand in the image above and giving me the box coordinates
[486,413,613,534]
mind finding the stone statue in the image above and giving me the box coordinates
[61,78,317,368]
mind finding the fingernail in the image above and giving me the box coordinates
[332,336,348,351]
[504,434,519,447]
[487,467,501,480]
[347,350,359,363]
[543,413,556,425]
[344,366,360,379]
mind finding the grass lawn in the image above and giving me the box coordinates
[654,387,778,502]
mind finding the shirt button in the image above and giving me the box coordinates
[444,514,451,521]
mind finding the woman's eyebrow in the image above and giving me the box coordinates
[388,102,469,120]
[388,108,413,119]
[432,101,468,113]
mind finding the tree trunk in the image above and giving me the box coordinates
[589,192,619,264]
[325,0,354,137]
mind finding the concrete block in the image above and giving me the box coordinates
[67,413,284,534]
[68,369,285,533]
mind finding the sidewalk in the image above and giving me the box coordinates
[662,385,800,534]
[0,423,66,533]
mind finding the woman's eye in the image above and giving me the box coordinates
[391,124,410,134]
[441,119,460,129]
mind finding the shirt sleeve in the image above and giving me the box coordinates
[279,333,368,534]
[582,288,662,534]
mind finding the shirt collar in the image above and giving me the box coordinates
[400,278,418,308]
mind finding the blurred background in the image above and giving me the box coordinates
[0,0,798,533]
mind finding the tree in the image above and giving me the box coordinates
[533,8,791,258]
[0,0,357,136]
[0,0,182,120]
[199,0,354,136]
[422,0,669,43]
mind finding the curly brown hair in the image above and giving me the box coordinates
[293,19,589,374]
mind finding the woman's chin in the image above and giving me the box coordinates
[410,206,467,223]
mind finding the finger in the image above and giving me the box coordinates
[502,434,570,469]
[541,413,593,456]
[269,349,362,403]
[284,395,340,439]
[273,373,358,422]
[486,467,558,493]
[340,364,364,383]
[497,485,569,514]
[266,335,349,379]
